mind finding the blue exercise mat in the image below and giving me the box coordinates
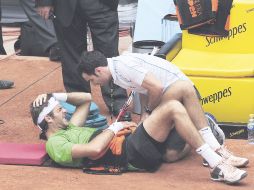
[60,101,108,128]
[85,114,108,128]
[60,101,100,121]
[60,101,99,114]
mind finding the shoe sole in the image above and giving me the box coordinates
[0,86,14,89]
[211,172,248,184]
[203,161,209,167]
[233,160,249,168]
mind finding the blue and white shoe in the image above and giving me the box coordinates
[210,161,247,184]
[205,112,225,145]
[203,112,225,167]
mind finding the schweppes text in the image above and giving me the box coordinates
[205,23,247,47]
[201,87,232,105]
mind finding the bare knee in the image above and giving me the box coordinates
[165,100,187,119]
[155,100,182,118]
[171,81,196,100]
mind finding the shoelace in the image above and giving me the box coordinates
[218,146,233,159]
[218,160,236,174]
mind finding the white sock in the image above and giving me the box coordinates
[196,144,222,168]
[199,127,221,151]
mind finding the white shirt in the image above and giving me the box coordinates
[108,53,191,95]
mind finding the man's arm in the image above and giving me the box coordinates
[71,129,114,159]
[139,93,148,122]
[35,0,54,19]
[65,92,92,128]
[141,72,164,113]
[71,122,125,160]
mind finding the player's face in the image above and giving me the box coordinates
[82,72,108,85]
[51,105,68,128]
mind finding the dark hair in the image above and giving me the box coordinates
[30,94,54,140]
[77,50,108,76]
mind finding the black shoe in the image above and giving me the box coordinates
[49,45,61,62]
[0,80,14,89]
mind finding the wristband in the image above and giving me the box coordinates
[52,93,68,102]
[107,122,124,135]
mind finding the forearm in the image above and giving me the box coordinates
[72,122,124,159]
[139,93,147,114]
[53,92,92,106]
[67,92,92,106]
[146,88,163,111]
[139,87,163,122]
[72,129,115,159]
[141,72,164,111]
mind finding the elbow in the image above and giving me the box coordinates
[88,147,105,160]
[92,147,103,156]
[72,143,106,160]
[83,93,92,103]
[88,145,104,157]
[87,93,92,102]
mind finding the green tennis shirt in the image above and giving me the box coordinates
[46,123,97,168]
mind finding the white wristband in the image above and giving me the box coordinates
[52,93,68,102]
[107,122,124,135]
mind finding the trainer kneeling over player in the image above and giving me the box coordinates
[73,50,248,184]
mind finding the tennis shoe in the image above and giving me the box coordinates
[210,161,247,184]
[0,80,14,89]
[205,112,225,145]
[217,146,249,168]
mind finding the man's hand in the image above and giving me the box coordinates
[37,6,53,20]
[33,94,48,107]
[121,121,137,128]
[141,72,164,112]
[107,122,125,135]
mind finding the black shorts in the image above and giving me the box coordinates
[125,123,186,171]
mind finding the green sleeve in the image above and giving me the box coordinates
[46,136,74,165]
